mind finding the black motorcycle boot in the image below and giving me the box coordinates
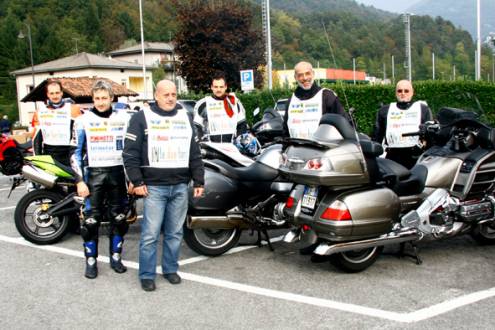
[109,235,127,273]
[83,240,98,279]
[85,257,98,279]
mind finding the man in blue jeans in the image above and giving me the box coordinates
[123,80,204,292]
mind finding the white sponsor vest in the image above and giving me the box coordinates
[82,110,129,167]
[205,96,238,136]
[385,102,422,148]
[287,89,324,139]
[38,103,72,146]
[144,108,192,168]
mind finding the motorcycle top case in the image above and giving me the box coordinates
[280,140,369,187]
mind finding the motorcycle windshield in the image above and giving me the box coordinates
[431,90,489,128]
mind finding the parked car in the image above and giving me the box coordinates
[177,99,196,117]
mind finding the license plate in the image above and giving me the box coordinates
[301,186,318,210]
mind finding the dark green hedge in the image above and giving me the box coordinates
[180,81,495,135]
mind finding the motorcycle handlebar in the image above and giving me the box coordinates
[402,132,420,137]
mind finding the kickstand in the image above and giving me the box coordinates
[398,242,423,265]
[262,229,274,251]
[252,229,274,251]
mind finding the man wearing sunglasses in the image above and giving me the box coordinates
[372,80,432,169]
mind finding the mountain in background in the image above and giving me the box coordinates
[0,0,489,108]
[270,0,393,19]
[354,0,422,13]
[407,0,494,40]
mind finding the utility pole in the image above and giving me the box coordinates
[432,52,435,80]
[476,0,481,80]
[262,0,273,90]
[73,38,79,54]
[391,55,395,84]
[139,0,147,99]
[403,13,412,81]
[353,58,356,84]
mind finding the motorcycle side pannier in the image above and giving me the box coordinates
[314,188,399,241]
[189,167,239,211]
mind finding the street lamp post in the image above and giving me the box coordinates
[18,22,37,124]
[18,23,35,93]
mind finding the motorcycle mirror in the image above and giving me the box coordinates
[253,107,260,118]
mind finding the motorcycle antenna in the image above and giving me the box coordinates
[321,21,351,111]
[321,21,360,134]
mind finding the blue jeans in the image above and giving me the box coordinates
[139,183,188,279]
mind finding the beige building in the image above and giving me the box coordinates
[108,41,187,94]
[11,52,153,126]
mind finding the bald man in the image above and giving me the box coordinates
[123,80,204,292]
[283,61,349,139]
[372,80,433,169]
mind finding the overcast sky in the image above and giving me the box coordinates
[354,0,423,13]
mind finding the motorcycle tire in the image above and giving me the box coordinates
[330,246,383,273]
[14,190,71,245]
[183,225,241,256]
[471,222,495,245]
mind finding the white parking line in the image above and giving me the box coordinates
[0,233,493,323]
[0,185,25,191]
[0,206,16,211]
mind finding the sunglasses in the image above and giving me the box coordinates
[396,89,410,93]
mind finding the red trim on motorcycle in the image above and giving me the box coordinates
[286,196,295,209]
[321,200,352,221]
[302,224,311,231]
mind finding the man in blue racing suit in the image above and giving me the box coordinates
[71,80,131,279]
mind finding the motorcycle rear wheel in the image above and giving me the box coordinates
[14,190,71,245]
[330,246,383,273]
[183,225,241,256]
[471,222,495,245]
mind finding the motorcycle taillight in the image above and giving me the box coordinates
[304,158,331,171]
[320,200,352,221]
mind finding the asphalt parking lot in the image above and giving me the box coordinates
[1,174,495,329]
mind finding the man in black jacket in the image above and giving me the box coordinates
[283,61,349,138]
[123,80,204,292]
[372,79,433,169]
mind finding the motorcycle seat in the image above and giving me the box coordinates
[15,140,32,151]
[377,158,427,196]
[208,158,279,181]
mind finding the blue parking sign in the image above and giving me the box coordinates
[240,69,254,91]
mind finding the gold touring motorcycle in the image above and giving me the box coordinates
[281,108,495,272]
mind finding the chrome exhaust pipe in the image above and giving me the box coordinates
[187,215,249,229]
[314,229,420,256]
[22,164,57,188]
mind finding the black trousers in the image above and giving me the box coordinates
[82,165,129,241]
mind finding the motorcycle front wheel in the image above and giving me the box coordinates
[183,225,241,256]
[330,246,383,273]
[14,190,71,245]
[471,222,495,245]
